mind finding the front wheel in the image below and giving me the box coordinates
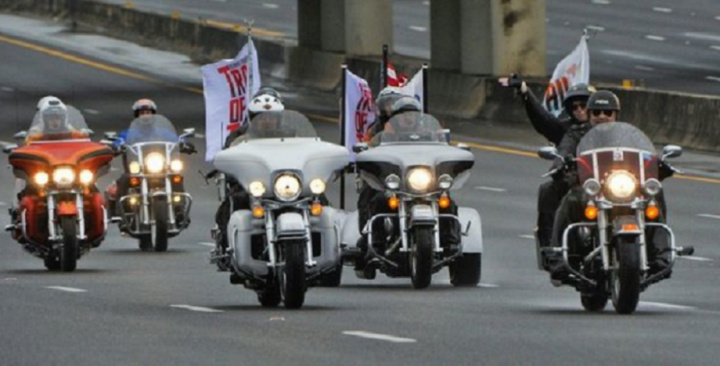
[410,226,434,289]
[153,199,169,252]
[611,237,641,314]
[59,216,78,272]
[280,241,307,309]
[449,253,482,287]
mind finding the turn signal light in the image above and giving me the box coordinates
[438,195,451,209]
[388,196,399,210]
[310,202,323,216]
[129,177,141,187]
[172,175,183,184]
[622,223,639,231]
[645,203,660,221]
[252,205,265,218]
[584,203,598,220]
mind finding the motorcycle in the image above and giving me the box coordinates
[537,121,694,314]
[104,114,195,252]
[341,112,483,289]
[211,110,349,309]
[3,106,113,271]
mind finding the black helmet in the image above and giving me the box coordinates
[562,83,595,112]
[587,90,620,111]
[389,96,422,118]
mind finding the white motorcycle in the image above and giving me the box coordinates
[212,110,349,309]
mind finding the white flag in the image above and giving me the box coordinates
[201,39,261,162]
[399,68,424,111]
[343,69,375,160]
[543,35,590,116]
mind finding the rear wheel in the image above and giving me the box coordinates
[611,237,641,314]
[59,216,78,272]
[153,199,169,252]
[280,241,307,309]
[410,227,434,289]
[449,253,482,287]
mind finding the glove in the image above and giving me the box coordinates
[180,141,197,154]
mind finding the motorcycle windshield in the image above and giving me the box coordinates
[245,110,317,140]
[28,105,90,140]
[376,112,448,145]
[125,115,179,145]
[576,122,658,183]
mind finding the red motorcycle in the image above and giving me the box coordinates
[4,106,114,271]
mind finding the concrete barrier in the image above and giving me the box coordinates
[2,0,720,152]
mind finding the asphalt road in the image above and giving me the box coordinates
[2,31,720,365]
[93,0,720,95]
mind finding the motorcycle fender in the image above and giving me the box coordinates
[613,216,642,236]
[57,201,78,216]
[457,207,483,253]
[409,204,435,226]
[276,212,305,236]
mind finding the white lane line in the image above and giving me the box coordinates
[474,186,507,192]
[423,1,429,5]
[706,76,720,82]
[591,0,610,4]
[710,45,720,52]
[46,286,87,293]
[716,16,720,21]
[697,213,720,220]
[83,109,100,115]
[478,283,499,288]
[262,3,279,9]
[586,25,605,32]
[652,7,672,13]
[640,301,696,311]
[197,242,215,248]
[0,201,6,207]
[685,32,720,42]
[519,234,535,240]
[342,331,416,343]
[1,86,14,92]
[635,65,655,71]
[409,26,427,32]
[681,256,714,262]
[170,304,223,313]
[645,35,666,41]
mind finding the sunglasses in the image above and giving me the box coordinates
[571,103,587,111]
[591,110,615,117]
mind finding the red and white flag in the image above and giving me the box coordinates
[386,61,408,87]
[543,35,590,116]
[343,69,375,160]
[201,39,261,162]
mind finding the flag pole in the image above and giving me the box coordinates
[422,63,428,114]
[340,64,348,210]
[243,19,255,127]
[381,44,388,89]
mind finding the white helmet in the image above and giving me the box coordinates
[132,98,158,117]
[249,93,284,118]
[37,96,65,111]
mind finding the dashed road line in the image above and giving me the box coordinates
[681,256,713,262]
[478,283,499,288]
[586,25,605,32]
[697,214,720,220]
[1,86,14,92]
[652,7,672,13]
[342,331,416,343]
[409,26,427,32]
[0,201,7,207]
[262,3,279,9]
[83,109,100,115]
[46,286,87,293]
[710,46,720,51]
[705,75,720,82]
[474,186,507,192]
[640,301,696,311]
[645,35,666,41]
[591,0,610,4]
[635,65,655,71]
[197,242,215,248]
[519,234,535,240]
[170,304,223,313]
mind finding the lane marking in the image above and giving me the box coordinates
[342,331,416,343]
[640,301,696,311]
[697,214,720,220]
[83,109,100,115]
[634,65,655,71]
[711,46,720,51]
[197,242,215,248]
[684,32,720,42]
[262,3,279,9]
[652,7,672,13]
[0,201,7,207]
[170,304,223,313]
[46,286,87,293]
[409,26,427,32]
[478,283,499,288]
[705,76,720,82]
[474,186,507,192]
[591,0,610,4]
[423,1,430,5]
[1,86,14,92]
[681,256,713,262]
[645,35,666,41]
[716,16,720,21]
[202,19,284,38]
[675,174,720,185]
[586,25,605,32]
[519,234,535,240]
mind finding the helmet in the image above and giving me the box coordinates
[586,90,620,111]
[253,87,283,102]
[562,83,595,112]
[375,87,404,124]
[37,96,65,111]
[389,96,422,118]
[249,93,284,119]
[41,104,69,130]
[132,98,158,118]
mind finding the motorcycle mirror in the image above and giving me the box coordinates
[13,131,27,140]
[2,143,18,154]
[353,143,369,154]
[537,146,560,161]
[456,143,471,152]
[662,145,683,159]
[181,128,196,139]
[104,131,118,140]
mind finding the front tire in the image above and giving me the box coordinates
[410,226,434,289]
[153,199,169,252]
[449,253,482,287]
[280,241,307,309]
[59,216,78,272]
[611,237,641,314]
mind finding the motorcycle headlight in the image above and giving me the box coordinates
[79,169,94,185]
[385,174,401,190]
[53,167,75,187]
[643,178,662,197]
[407,168,433,192]
[309,178,326,195]
[438,174,454,190]
[170,159,183,173]
[274,174,301,201]
[144,152,165,173]
[34,172,49,186]
[128,161,141,174]
[605,170,637,202]
[249,181,266,197]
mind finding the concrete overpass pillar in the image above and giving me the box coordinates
[344,0,393,57]
[431,0,546,76]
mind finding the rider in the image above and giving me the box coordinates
[225,87,284,147]
[363,86,403,143]
[26,97,84,142]
[548,90,674,280]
